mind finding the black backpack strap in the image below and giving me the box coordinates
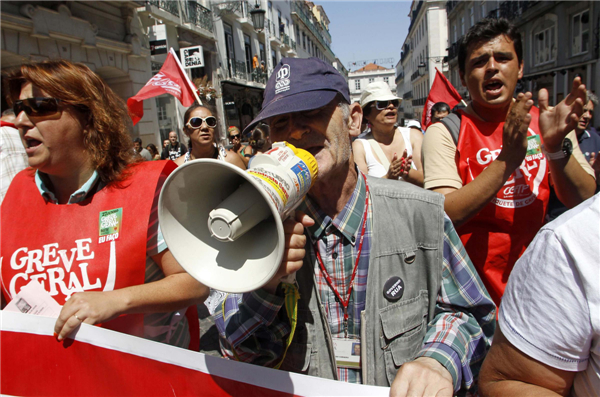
[439,112,461,146]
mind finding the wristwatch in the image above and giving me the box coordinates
[543,138,572,160]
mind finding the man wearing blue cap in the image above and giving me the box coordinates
[215,57,495,396]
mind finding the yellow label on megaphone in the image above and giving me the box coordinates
[247,142,318,218]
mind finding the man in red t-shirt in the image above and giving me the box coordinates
[422,18,596,305]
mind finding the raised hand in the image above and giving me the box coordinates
[539,77,586,151]
[386,153,402,180]
[498,92,533,169]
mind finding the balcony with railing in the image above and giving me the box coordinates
[403,91,413,100]
[447,39,461,62]
[291,1,333,55]
[395,72,404,84]
[411,70,421,82]
[146,0,179,16]
[408,0,423,34]
[499,1,541,21]
[184,1,213,32]
[413,97,426,107]
[225,57,267,85]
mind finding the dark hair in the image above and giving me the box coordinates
[183,104,215,148]
[133,137,142,144]
[4,59,137,184]
[146,143,158,157]
[458,18,522,75]
[432,102,451,114]
[250,123,270,149]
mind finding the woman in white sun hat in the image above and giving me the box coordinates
[352,81,423,186]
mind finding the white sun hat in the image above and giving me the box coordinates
[359,81,402,109]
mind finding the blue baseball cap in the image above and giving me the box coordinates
[242,57,350,135]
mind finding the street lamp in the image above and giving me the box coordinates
[418,62,427,77]
[250,1,272,78]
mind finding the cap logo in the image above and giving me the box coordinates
[275,64,291,94]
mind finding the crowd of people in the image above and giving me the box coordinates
[1,17,599,397]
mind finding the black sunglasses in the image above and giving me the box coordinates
[187,116,217,129]
[373,99,400,110]
[13,97,62,117]
[229,134,241,140]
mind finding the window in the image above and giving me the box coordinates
[302,32,306,49]
[470,7,474,26]
[453,24,457,43]
[223,23,235,77]
[461,16,465,35]
[157,106,167,121]
[259,42,265,64]
[480,2,486,19]
[272,49,277,69]
[355,80,361,91]
[572,10,590,55]
[368,77,374,83]
[533,26,555,66]
[244,34,252,73]
[384,76,389,84]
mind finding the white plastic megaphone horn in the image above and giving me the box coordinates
[158,142,318,293]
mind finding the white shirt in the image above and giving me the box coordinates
[499,193,600,397]
[357,127,415,178]
[1,124,29,205]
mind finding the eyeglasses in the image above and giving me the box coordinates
[13,97,62,117]
[186,116,217,129]
[229,134,241,141]
[373,99,400,110]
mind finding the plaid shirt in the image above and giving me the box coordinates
[0,123,28,204]
[215,171,496,390]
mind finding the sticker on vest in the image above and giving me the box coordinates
[332,337,361,369]
[99,208,122,244]
[526,135,542,157]
[383,276,404,302]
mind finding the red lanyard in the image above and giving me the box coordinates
[313,174,369,338]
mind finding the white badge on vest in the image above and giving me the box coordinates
[332,337,361,369]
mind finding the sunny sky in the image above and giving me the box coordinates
[321,1,413,72]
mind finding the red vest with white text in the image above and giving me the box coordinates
[1,161,176,337]
[456,107,549,305]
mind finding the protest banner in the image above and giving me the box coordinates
[1,312,389,396]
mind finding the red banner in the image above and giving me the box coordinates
[127,48,199,125]
[422,68,463,130]
[1,312,388,396]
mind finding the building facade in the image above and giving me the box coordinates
[348,63,396,104]
[291,1,336,65]
[446,1,600,107]
[1,1,163,146]
[397,0,448,123]
[1,0,338,147]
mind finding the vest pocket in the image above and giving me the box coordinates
[280,342,313,374]
[379,291,428,384]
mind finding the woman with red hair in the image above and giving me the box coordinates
[1,60,208,348]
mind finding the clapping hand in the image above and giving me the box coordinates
[539,77,586,151]
[387,150,412,180]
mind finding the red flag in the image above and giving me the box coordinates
[422,68,463,130]
[127,48,199,125]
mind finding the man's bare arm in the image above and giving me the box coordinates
[479,325,575,397]
[434,92,533,228]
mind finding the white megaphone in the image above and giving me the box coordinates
[158,142,318,293]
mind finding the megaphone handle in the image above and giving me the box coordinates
[281,273,296,284]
